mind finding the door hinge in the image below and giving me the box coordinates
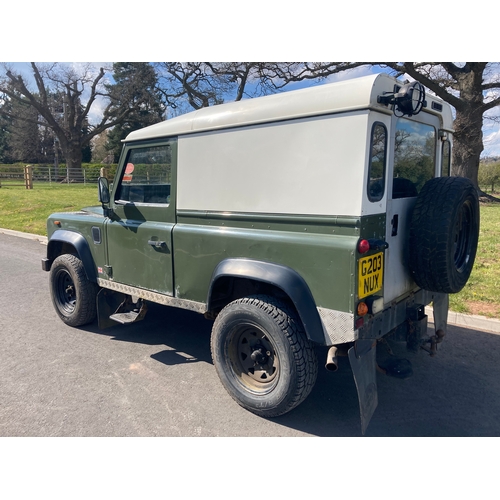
[104,265,113,278]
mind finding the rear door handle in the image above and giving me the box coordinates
[391,214,399,236]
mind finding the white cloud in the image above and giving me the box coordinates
[483,126,500,157]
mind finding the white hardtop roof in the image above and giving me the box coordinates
[124,73,452,142]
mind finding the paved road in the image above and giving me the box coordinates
[1,232,500,437]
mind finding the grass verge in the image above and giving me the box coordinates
[449,203,500,318]
[0,183,97,236]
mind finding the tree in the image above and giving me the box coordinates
[0,63,153,180]
[155,62,500,193]
[91,130,110,163]
[105,63,165,161]
[8,98,40,163]
[155,62,267,112]
[0,96,13,163]
[478,161,500,193]
[154,62,363,113]
[380,63,500,192]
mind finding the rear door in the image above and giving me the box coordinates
[105,140,176,295]
[384,113,441,303]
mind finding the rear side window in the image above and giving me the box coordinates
[368,122,387,202]
[393,118,436,198]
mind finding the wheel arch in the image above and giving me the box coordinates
[46,230,97,283]
[207,258,325,344]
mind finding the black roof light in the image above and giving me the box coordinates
[377,81,426,117]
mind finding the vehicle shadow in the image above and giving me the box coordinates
[80,303,500,437]
[81,302,213,365]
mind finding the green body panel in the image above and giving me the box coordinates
[47,204,386,317]
[105,218,174,294]
[46,208,107,278]
[173,212,384,314]
[359,214,386,240]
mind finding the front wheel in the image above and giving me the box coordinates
[49,254,98,327]
[210,295,318,417]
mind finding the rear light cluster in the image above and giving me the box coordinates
[358,239,370,254]
[356,296,385,321]
[356,238,387,329]
[357,302,368,316]
[358,238,389,254]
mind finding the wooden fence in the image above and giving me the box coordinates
[0,165,34,189]
[0,164,112,188]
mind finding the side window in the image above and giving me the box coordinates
[393,118,436,199]
[442,140,451,176]
[368,122,387,202]
[116,144,172,205]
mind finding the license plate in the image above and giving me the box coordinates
[358,252,383,299]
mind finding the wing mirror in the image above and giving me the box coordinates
[98,176,110,204]
[98,177,114,218]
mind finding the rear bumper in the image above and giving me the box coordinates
[357,288,442,341]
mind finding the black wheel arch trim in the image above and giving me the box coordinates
[45,229,97,282]
[207,258,325,344]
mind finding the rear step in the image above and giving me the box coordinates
[97,288,148,329]
[110,308,146,324]
[109,296,148,324]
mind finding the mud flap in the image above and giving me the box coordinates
[97,288,127,329]
[348,339,378,435]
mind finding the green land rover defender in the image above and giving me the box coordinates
[42,73,479,433]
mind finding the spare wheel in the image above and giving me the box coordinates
[409,176,479,294]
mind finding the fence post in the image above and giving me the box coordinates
[24,165,33,190]
[100,167,109,180]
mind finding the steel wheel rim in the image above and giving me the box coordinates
[453,199,474,273]
[227,323,280,394]
[54,269,77,314]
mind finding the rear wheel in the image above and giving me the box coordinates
[211,295,318,417]
[50,254,98,326]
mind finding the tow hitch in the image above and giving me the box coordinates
[421,329,446,356]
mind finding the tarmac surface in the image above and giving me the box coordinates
[1,228,500,437]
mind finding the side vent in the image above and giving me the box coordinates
[92,226,102,244]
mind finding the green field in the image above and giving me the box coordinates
[449,201,500,317]
[0,183,98,236]
[0,182,499,317]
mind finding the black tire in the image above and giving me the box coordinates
[210,295,318,417]
[409,176,480,293]
[49,254,98,327]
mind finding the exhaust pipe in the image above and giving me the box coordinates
[325,346,339,372]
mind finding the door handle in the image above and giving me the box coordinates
[148,239,167,248]
[391,214,399,236]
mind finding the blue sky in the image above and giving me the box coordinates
[4,62,500,157]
